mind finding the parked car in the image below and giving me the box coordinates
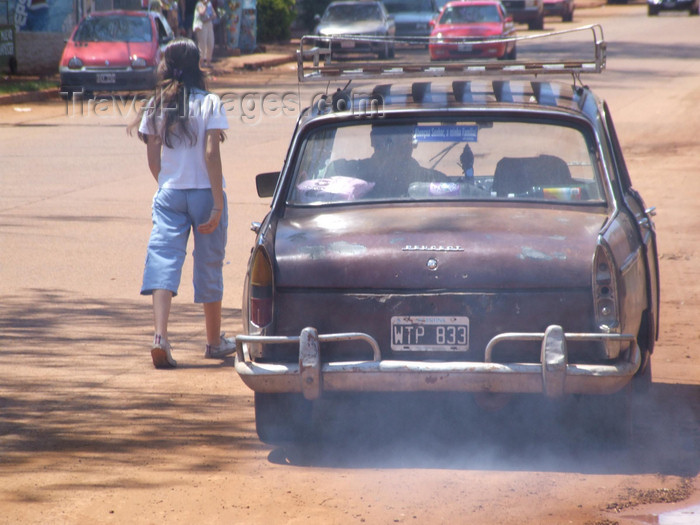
[381,0,438,38]
[237,27,660,445]
[543,0,574,21]
[314,0,396,59]
[429,0,516,60]
[59,10,173,98]
[500,0,544,29]
[647,0,699,15]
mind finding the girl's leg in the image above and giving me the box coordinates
[153,289,173,340]
[203,300,222,346]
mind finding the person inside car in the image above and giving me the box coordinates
[330,125,448,198]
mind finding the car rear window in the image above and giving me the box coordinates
[74,15,153,43]
[288,119,605,205]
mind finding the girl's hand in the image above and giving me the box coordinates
[197,207,222,234]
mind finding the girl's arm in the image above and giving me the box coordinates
[146,134,162,182]
[197,129,225,234]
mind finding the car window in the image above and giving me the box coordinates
[440,5,501,23]
[324,4,384,22]
[288,120,604,205]
[383,0,435,14]
[74,15,153,43]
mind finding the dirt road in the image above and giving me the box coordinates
[1,5,699,525]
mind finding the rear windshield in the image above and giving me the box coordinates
[288,119,605,206]
[383,0,435,13]
[74,15,153,43]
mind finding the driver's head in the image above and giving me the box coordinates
[370,125,414,157]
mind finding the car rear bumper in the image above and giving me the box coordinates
[506,7,543,23]
[235,325,639,401]
[647,0,695,9]
[543,1,569,15]
[59,67,156,94]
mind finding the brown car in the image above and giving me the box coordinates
[235,27,660,444]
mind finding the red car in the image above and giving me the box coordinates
[59,10,173,98]
[429,0,516,61]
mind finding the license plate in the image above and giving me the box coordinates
[391,316,469,351]
[96,73,116,84]
[458,43,473,52]
[340,40,355,49]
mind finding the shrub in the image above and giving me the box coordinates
[257,0,296,42]
[298,0,333,32]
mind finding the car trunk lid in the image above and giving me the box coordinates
[274,203,607,290]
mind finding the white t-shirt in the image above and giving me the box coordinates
[139,88,229,189]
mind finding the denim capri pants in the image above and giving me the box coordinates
[141,188,228,303]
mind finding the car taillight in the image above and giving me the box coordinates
[249,248,273,328]
[593,243,622,358]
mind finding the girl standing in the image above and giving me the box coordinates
[192,0,216,67]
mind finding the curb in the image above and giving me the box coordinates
[0,88,59,106]
[242,53,296,71]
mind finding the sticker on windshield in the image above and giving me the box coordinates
[414,125,479,143]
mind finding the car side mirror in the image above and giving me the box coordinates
[429,19,435,28]
[314,14,321,22]
[256,171,280,197]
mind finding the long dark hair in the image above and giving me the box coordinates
[130,38,208,148]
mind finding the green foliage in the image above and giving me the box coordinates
[0,79,57,95]
[257,0,296,42]
[298,0,333,32]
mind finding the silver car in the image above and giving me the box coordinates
[315,1,396,59]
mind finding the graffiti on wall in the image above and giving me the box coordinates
[11,0,74,32]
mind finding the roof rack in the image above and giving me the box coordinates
[297,24,605,83]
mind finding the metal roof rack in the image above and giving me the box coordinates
[297,24,605,84]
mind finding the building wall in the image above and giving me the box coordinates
[16,30,66,74]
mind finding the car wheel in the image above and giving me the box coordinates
[648,5,659,15]
[255,392,313,444]
[563,5,574,21]
[508,44,517,60]
[528,13,544,30]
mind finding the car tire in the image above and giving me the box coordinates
[528,13,544,30]
[648,5,659,15]
[562,6,574,22]
[255,392,313,444]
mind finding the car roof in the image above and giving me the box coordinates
[327,0,383,6]
[85,9,155,18]
[441,0,505,6]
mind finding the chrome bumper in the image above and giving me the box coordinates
[234,325,639,401]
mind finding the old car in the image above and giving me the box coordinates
[428,0,517,60]
[314,0,396,59]
[647,0,699,15]
[381,0,438,38]
[59,9,173,98]
[543,0,574,21]
[501,0,544,30]
[236,26,660,444]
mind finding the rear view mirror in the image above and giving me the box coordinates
[255,171,280,197]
